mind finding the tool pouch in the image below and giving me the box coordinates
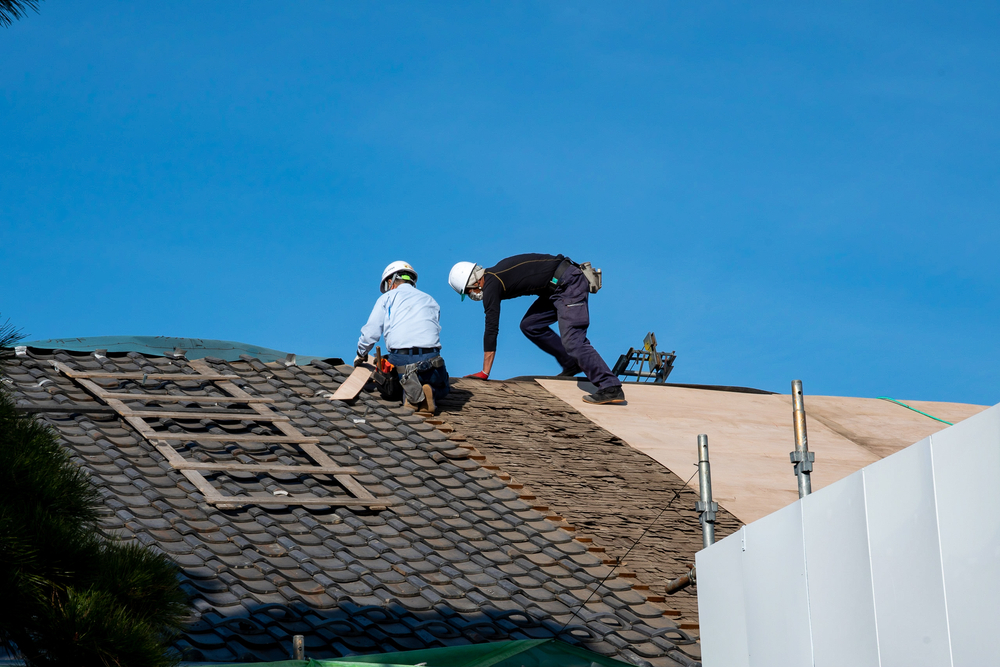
[371,362,403,402]
[398,356,446,404]
[578,262,603,294]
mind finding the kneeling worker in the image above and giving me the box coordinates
[448,253,625,405]
[356,261,449,411]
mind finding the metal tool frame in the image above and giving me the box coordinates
[611,332,676,384]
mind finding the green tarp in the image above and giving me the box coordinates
[20,335,330,365]
[193,639,632,667]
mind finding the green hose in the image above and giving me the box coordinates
[876,397,953,425]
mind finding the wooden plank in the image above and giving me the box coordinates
[144,432,320,444]
[91,392,274,404]
[58,370,238,381]
[204,494,392,507]
[152,446,224,500]
[330,363,373,401]
[236,374,379,502]
[52,361,273,404]
[166,461,361,475]
[124,409,290,422]
[66,358,383,507]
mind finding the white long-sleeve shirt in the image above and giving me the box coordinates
[357,284,442,357]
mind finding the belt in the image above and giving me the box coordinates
[389,347,441,355]
[552,258,575,283]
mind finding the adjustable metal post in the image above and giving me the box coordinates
[292,635,305,660]
[696,434,718,549]
[667,434,717,595]
[790,379,815,498]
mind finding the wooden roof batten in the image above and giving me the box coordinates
[53,358,391,509]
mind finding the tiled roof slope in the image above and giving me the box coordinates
[3,349,699,667]
[437,379,741,624]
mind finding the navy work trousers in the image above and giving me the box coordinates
[518,266,621,390]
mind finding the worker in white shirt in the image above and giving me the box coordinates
[355,261,449,411]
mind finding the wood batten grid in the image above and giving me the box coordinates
[53,359,389,508]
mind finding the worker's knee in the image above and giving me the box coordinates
[520,316,545,338]
[560,330,587,357]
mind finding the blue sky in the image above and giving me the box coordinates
[2,2,998,405]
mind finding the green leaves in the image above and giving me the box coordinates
[0,1,41,28]
[0,370,189,666]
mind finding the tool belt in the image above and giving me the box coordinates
[553,258,603,294]
[397,355,446,404]
[371,355,403,402]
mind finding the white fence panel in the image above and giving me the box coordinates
[698,403,1000,667]
[741,502,813,666]
[862,440,952,667]
[696,528,750,667]
[930,407,1000,667]
[801,471,880,667]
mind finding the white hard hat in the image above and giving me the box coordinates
[448,261,481,300]
[380,261,417,293]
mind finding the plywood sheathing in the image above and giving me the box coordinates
[538,379,988,524]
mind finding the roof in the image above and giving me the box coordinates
[4,347,701,667]
[437,379,741,623]
[19,336,329,364]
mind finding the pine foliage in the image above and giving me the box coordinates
[0,318,189,666]
[0,0,41,27]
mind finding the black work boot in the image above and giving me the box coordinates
[582,385,626,405]
[558,360,582,377]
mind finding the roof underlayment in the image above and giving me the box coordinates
[538,379,988,523]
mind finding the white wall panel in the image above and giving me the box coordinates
[698,404,1000,667]
[930,406,1000,667]
[741,502,813,666]
[865,440,951,667]
[802,471,880,667]
[697,528,750,667]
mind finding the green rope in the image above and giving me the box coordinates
[876,397,953,425]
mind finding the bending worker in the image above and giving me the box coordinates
[356,261,449,411]
[448,253,625,405]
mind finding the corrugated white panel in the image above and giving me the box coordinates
[742,502,813,667]
[802,471,880,667]
[697,528,750,667]
[930,404,1000,667]
[865,439,952,667]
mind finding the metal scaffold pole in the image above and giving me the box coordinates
[790,379,815,498]
[696,433,718,549]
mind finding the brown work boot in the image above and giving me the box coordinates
[421,384,436,413]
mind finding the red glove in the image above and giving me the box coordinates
[464,371,489,380]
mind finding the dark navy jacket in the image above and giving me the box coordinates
[480,253,566,352]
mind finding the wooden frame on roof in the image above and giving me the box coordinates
[53,358,392,509]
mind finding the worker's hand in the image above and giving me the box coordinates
[464,371,489,380]
[353,355,368,368]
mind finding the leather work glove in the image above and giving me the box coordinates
[464,371,489,380]
[353,355,368,368]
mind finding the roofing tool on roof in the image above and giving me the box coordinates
[790,379,815,498]
[611,331,676,383]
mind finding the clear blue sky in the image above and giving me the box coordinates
[2,2,998,405]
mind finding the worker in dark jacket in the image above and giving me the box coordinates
[448,253,625,405]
